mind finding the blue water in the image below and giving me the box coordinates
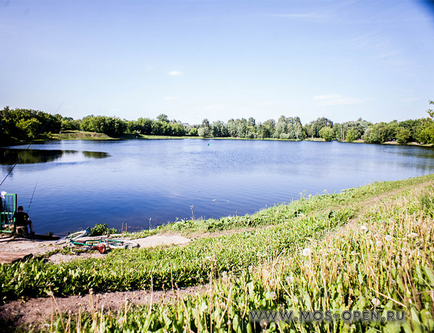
[1,139,434,235]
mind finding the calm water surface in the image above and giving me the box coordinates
[1,139,434,235]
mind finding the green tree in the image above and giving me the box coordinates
[235,118,248,138]
[416,101,434,144]
[319,126,334,141]
[133,118,153,134]
[427,100,434,118]
[416,119,434,144]
[227,119,237,137]
[306,117,333,138]
[188,127,198,136]
[363,123,395,143]
[199,119,211,138]
[261,119,275,138]
[212,121,228,137]
[198,126,211,138]
[396,127,411,144]
[345,128,358,142]
[169,122,186,136]
[157,114,169,123]
[16,118,42,138]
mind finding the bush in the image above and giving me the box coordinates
[88,223,117,236]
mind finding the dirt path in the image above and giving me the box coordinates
[185,181,430,240]
[0,285,206,331]
[0,234,191,264]
[324,180,433,239]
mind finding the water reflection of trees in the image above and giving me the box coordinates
[82,151,109,159]
[0,148,65,165]
[0,148,109,166]
[393,147,434,159]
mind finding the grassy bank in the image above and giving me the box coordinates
[44,175,434,332]
[133,173,434,236]
[2,174,434,332]
[50,130,118,141]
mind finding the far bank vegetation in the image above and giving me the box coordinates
[1,101,434,146]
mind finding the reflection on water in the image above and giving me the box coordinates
[82,151,110,159]
[0,148,109,166]
[0,148,65,165]
[389,146,434,159]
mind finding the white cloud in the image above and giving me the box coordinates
[168,70,184,77]
[313,94,365,106]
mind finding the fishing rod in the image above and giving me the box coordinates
[0,101,65,187]
[27,176,39,213]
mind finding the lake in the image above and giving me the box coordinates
[1,139,434,236]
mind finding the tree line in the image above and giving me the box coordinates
[1,101,434,145]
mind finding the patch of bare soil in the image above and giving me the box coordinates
[0,234,191,264]
[133,234,190,248]
[0,285,206,331]
[0,235,60,256]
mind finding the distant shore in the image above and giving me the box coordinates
[3,130,433,148]
[49,130,434,147]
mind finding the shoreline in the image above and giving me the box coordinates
[3,130,434,148]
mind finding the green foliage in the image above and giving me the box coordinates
[335,119,370,141]
[187,127,198,136]
[0,107,61,144]
[318,126,334,141]
[156,114,169,123]
[3,100,434,144]
[426,100,434,118]
[272,116,303,140]
[396,126,411,144]
[61,117,80,131]
[416,118,434,144]
[16,118,42,139]
[304,117,333,138]
[363,122,396,143]
[211,120,228,137]
[420,190,434,217]
[88,223,117,236]
[345,127,359,142]
[198,126,211,138]
[80,115,126,137]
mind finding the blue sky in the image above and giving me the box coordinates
[1,0,433,125]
